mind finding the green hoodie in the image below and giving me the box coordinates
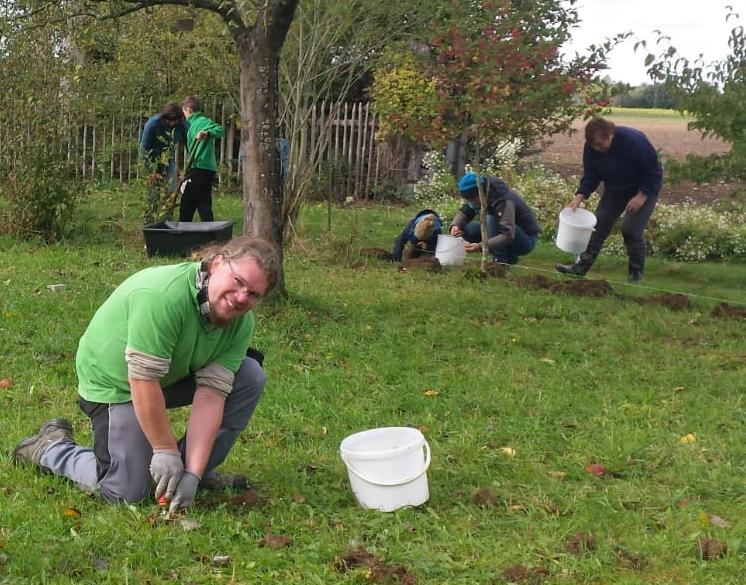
[186,111,225,172]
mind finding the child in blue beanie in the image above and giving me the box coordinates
[451,172,540,265]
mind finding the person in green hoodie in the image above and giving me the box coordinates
[180,96,225,222]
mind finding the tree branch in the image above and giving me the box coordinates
[4,0,249,34]
[86,0,248,33]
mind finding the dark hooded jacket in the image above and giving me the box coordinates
[451,178,540,251]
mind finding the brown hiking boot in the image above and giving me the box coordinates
[200,472,252,491]
[13,418,74,467]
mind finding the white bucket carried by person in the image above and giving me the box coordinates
[435,234,466,267]
[555,208,597,255]
[339,427,431,512]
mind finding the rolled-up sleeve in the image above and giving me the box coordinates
[194,361,234,399]
[125,348,171,380]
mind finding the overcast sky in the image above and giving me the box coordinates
[563,0,739,85]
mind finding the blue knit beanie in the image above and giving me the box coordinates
[458,172,483,197]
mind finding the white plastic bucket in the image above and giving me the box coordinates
[555,208,597,254]
[340,427,431,512]
[435,234,466,267]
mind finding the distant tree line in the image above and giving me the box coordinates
[610,82,679,109]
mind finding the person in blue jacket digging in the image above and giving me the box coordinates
[555,116,663,283]
[392,209,443,261]
[451,172,540,265]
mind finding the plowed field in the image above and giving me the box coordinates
[528,110,743,204]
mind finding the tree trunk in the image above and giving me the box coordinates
[236,0,299,295]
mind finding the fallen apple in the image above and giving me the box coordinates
[0,378,11,389]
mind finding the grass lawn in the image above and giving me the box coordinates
[1,185,745,584]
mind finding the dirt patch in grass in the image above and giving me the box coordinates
[515,274,555,290]
[260,534,292,549]
[359,248,395,261]
[565,532,598,556]
[711,302,746,320]
[334,547,416,584]
[401,256,442,272]
[502,563,549,584]
[697,538,727,561]
[462,263,508,279]
[557,279,613,297]
[516,274,613,297]
[473,488,500,508]
[527,116,744,205]
[639,293,692,310]
[516,276,696,307]
[198,488,262,512]
[613,546,647,570]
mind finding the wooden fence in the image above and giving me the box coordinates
[65,97,240,183]
[286,102,425,200]
[4,100,423,198]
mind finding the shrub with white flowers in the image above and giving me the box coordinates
[413,151,460,221]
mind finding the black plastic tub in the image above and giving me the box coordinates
[141,220,235,257]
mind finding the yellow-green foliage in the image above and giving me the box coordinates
[371,60,440,141]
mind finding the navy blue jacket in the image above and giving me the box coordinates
[577,126,663,200]
[139,114,188,165]
[392,209,442,261]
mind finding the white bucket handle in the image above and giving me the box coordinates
[342,441,431,487]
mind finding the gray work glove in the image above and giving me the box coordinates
[169,471,201,514]
[150,449,184,499]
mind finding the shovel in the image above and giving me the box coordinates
[159,139,201,221]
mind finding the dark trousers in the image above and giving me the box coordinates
[586,190,659,267]
[463,217,538,264]
[179,168,215,222]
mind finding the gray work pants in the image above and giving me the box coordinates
[40,357,265,504]
[585,189,659,267]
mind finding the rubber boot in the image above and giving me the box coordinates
[628,260,644,284]
[555,251,596,277]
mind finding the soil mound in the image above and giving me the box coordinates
[334,547,416,584]
[359,247,395,261]
[643,293,691,310]
[401,256,441,272]
[554,279,613,297]
[516,275,613,297]
[711,302,746,320]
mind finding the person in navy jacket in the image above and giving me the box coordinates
[139,102,188,190]
[556,116,662,283]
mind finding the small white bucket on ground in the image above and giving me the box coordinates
[340,427,431,512]
[435,234,466,266]
[556,208,597,254]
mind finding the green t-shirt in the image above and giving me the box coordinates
[76,262,254,404]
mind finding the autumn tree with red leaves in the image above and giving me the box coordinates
[374,0,621,269]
